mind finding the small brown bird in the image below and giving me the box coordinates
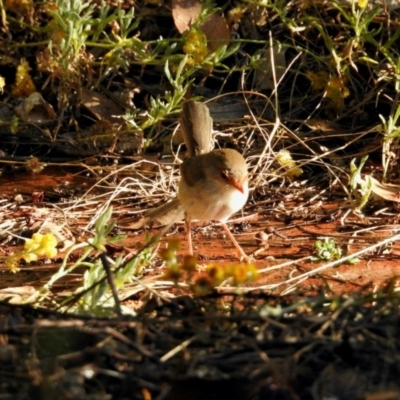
[148,100,249,259]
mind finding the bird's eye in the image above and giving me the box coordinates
[220,170,229,181]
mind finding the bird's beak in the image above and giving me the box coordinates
[228,177,245,194]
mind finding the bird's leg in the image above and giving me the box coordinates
[185,218,193,255]
[221,223,251,262]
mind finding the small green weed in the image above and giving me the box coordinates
[313,238,342,262]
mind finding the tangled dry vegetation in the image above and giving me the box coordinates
[2,293,400,399]
[1,0,400,398]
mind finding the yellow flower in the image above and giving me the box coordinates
[163,263,183,281]
[226,263,259,285]
[12,59,36,97]
[22,252,38,263]
[183,28,208,66]
[24,233,43,253]
[41,234,58,257]
[358,0,368,9]
[306,70,350,113]
[5,257,20,273]
[276,149,303,180]
[228,5,247,25]
[208,264,226,285]
[23,232,58,262]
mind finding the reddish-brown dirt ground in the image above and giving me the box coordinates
[1,167,400,297]
[2,168,400,400]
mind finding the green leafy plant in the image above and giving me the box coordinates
[349,156,372,211]
[313,237,360,265]
[124,57,196,138]
[38,208,151,315]
[313,238,342,262]
[379,104,400,179]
